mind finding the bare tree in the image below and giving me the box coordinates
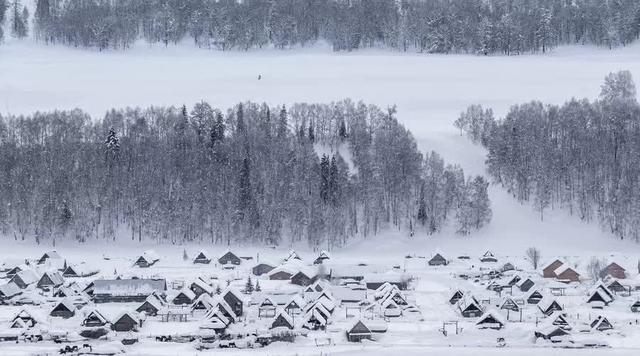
[587,257,608,281]
[526,247,541,270]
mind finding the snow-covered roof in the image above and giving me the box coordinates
[0,283,21,297]
[41,271,64,286]
[14,269,40,285]
[174,288,196,301]
[271,307,294,327]
[113,311,140,324]
[93,279,166,296]
[54,298,77,313]
[39,251,61,261]
[476,308,506,326]
[189,278,214,295]
[284,250,302,262]
[64,263,99,277]
[140,250,160,262]
[330,286,366,303]
[83,308,109,324]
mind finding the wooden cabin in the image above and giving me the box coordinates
[189,279,213,298]
[548,311,571,330]
[10,269,39,289]
[252,262,276,276]
[554,265,580,283]
[543,260,564,278]
[133,250,159,268]
[218,250,241,266]
[82,309,109,327]
[38,251,61,265]
[458,296,483,318]
[291,270,316,286]
[172,289,196,305]
[111,312,141,332]
[480,251,498,263]
[538,298,563,316]
[222,288,244,316]
[12,310,37,327]
[0,283,22,302]
[62,263,99,278]
[449,290,464,305]
[591,315,613,331]
[428,253,448,266]
[346,320,372,342]
[535,325,570,341]
[526,290,544,304]
[37,271,64,291]
[193,251,212,264]
[136,297,162,316]
[50,299,76,319]
[313,251,330,265]
[270,309,294,329]
[476,310,505,330]
[602,262,626,279]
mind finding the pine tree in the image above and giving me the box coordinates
[255,279,261,292]
[308,122,315,143]
[277,105,288,139]
[244,275,254,294]
[339,120,348,140]
[182,248,188,261]
[104,128,120,162]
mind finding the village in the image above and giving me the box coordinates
[0,246,640,355]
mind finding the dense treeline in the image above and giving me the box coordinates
[456,71,640,241]
[0,0,29,41]
[25,0,640,54]
[0,100,490,247]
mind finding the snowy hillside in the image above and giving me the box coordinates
[2,40,640,254]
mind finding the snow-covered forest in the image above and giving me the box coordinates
[456,71,640,241]
[0,0,639,53]
[0,101,491,246]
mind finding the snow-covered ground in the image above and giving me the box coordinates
[3,39,640,354]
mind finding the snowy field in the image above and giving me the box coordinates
[3,40,640,255]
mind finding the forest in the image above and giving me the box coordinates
[456,71,640,241]
[0,100,491,247]
[1,0,639,54]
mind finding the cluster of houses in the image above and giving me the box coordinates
[2,247,640,350]
[430,250,640,346]
[0,249,416,350]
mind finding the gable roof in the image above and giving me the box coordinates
[13,269,40,285]
[190,278,214,295]
[113,311,139,325]
[590,315,613,331]
[53,298,77,313]
[476,309,506,327]
[40,271,65,286]
[174,288,196,302]
[0,283,21,298]
[83,308,109,325]
[271,308,294,328]
[138,250,160,263]
[63,263,99,277]
[347,319,371,334]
